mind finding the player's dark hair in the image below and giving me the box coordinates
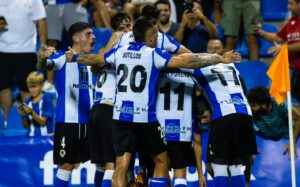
[133,16,157,42]
[68,22,92,45]
[155,0,171,9]
[194,94,211,117]
[111,12,131,31]
[141,5,160,20]
[247,87,272,105]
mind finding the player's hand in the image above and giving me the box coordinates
[66,47,77,62]
[198,174,207,187]
[38,46,57,62]
[110,31,124,43]
[284,142,298,160]
[90,65,101,74]
[267,42,282,55]
[220,50,242,63]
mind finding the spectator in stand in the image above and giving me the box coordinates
[255,0,300,103]
[123,0,157,21]
[248,87,300,158]
[0,0,47,128]
[221,0,261,61]
[91,0,124,29]
[155,0,179,37]
[91,0,113,29]
[44,0,89,93]
[173,0,214,23]
[174,1,218,53]
[17,72,54,137]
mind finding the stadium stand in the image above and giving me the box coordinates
[260,0,288,21]
[2,106,27,136]
[91,27,113,54]
[235,61,270,92]
[0,108,4,136]
[259,23,279,57]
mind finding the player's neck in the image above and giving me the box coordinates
[71,45,84,55]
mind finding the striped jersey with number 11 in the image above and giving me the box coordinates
[184,63,252,120]
[156,70,195,142]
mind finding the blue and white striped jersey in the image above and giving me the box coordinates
[48,0,70,5]
[156,70,195,142]
[94,65,117,105]
[104,42,172,123]
[116,31,180,54]
[93,31,180,106]
[184,63,251,120]
[49,51,94,124]
[25,94,54,136]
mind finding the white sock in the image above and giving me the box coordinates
[174,178,187,186]
[96,166,105,173]
[229,164,243,176]
[211,163,229,177]
[103,170,114,180]
[56,169,72,181]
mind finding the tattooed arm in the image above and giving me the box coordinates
[167,51,242,69]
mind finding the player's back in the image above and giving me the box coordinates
[192,63,252,120]
[105,42,171,123]
[156,70,195,142]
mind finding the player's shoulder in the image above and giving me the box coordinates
[122,31,134,39]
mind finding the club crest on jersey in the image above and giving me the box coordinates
[59,149,66,158]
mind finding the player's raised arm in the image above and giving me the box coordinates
[66,31,124,66]
[167,50,242,69]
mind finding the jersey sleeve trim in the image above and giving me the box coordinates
[154,48,172,67]
[165,34,180,53]
[104,47,119,64]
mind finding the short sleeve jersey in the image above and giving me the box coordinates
[104,42,172,123]
[277,17,300,69]
[25,94,54,136]
[184,63,252,120]
[93,30,180,105]
[156,70,195,142]
[49,51,94,124]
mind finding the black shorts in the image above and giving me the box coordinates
[112,120,167,157]
[0,52,37,91]
[88,104,115,164]
[54,123,90,165]
[167,141,196,169]
[207,114,258,162]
